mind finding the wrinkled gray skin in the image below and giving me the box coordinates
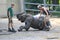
[17,13,50,31]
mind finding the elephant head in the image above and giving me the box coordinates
[16,12,32,22]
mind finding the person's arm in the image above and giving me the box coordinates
[39,10,43,19]
[44,8,48,16]
[40,10,42,16]
[7,10,9,18]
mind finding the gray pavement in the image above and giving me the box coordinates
[0,18,60,40]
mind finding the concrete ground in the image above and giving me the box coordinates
[0,18,60,40]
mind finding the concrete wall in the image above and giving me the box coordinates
[19,0,25,12]
[0,0,24,17]
[7,0,20,14]
[0,0,7,17]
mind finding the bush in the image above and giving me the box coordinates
[56,6,60,11]
[52,12,60,18]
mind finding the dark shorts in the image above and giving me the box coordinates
[8,17,13,23]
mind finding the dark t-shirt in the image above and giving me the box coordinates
[7,7,13,17]
[43,9,50,15]
[41,8,50,15]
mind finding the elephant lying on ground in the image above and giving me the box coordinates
[17,12,51,31]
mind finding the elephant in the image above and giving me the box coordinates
[16,12,51,31]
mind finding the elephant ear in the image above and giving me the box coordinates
[16,14,20,19]
[16,12,25,18]
[19,12,25,15]
[16,12,25,20]
[20,14,27,22]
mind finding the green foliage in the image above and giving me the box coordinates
[56,6,60,11]
[25,0,60,16]
[46,0,52,4]
[25,0,44,13]
[52,12,60,17]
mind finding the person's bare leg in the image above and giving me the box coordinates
[8,18,12,31]
[10,19,16,32]
[8,22,12,31]
[10,18,14,29]
[11,22,13,28]
[44,16,50,31]
[43,17,48,30]
[44,17,47,27]
[44,20,47,27]
[8,23,10,28]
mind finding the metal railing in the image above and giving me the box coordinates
[24,1,60,13]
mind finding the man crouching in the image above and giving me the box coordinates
[37,4,51,31]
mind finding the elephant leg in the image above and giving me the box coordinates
[39,21,50,31]
[18,26,25,32]
[43,25,50,31]
[39,21,44,30]
[43,21,51,31]
[18,22,31,31]
[46,21,52,27]
[46,21,50,26]
[24,18,32,31]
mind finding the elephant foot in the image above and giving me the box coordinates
[18,26,24,32]
[39,28,43,30]
[43,26,50,31]
[18,28,22,32]
[45,27,50,31]
[25,29,29,31]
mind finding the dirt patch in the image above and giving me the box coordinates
[50,18,60,29]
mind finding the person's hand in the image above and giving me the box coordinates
[7,16,9,18]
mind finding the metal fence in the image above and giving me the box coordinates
[24,0,60,14]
